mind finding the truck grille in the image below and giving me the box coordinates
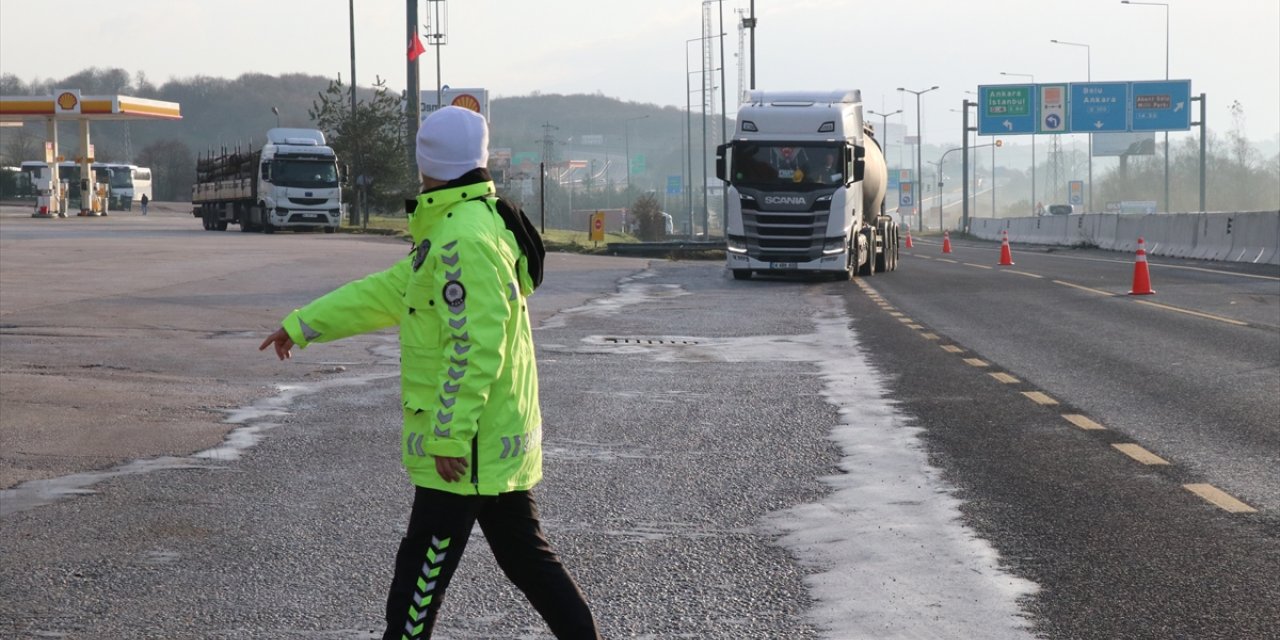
[289,197,328,206]
[741,207,830,262]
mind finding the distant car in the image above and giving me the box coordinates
[1048,204,1075,215]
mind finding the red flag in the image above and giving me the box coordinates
[408,30,426,61]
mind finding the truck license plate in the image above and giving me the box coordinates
[769,262,797,269]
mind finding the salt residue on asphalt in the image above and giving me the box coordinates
[760,293,1039,640]
[566,281,1039,639]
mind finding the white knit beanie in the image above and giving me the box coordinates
[415,106,490,181]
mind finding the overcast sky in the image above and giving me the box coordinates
[2,0,1277,145]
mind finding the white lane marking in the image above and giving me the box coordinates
[1004,249,1280,281]
[1133,299,1250,327]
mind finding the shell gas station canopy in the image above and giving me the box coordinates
[0,89,181,216]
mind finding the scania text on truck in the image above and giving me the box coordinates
[192,128,344,233]
[716,90,895,280]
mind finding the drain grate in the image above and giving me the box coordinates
[604,337,700,345]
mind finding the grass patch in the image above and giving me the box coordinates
[342,215,639,254]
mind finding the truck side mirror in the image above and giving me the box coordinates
[341,163,350,185]
[261,163,271,181]
[715,144,729,182]
[851,146,865,182]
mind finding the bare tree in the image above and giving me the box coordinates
[135,139,194,201]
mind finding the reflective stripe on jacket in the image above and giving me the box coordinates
[281,179,541,495]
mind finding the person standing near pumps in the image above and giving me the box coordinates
[258,106,600,639]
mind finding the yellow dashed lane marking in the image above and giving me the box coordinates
[1134,300,1249,327]
[1183,484,1258,514]
[941,345,964,353]
[889,311,904,317]
[1021,391,1059,405]
[964,262,994,270]
[1062,414,1106,430]
[990,372,1020,384]
[963,358,989,367]
[921,333,939,340]
[906,324,924,329]
[1053,280,1116,297]
[1112,443,1170,465]
[898,317,914,323]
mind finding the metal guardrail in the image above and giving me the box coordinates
[604,240,727,258]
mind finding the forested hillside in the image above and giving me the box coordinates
[0,69,698,207]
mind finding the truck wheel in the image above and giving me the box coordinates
[323,225,337,234]
[732,269,752,280]
[890,227,900,271]
[858,228,875,276]
[216,220,229,231]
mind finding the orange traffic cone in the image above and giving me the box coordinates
[998,230,1015,266]
[942,231,952,254]
[1129,237,1155,295]
[904,228,914,249]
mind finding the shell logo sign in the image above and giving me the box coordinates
[451,94,481,113]
[55,90,81,114]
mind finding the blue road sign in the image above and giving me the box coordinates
[666,175,682,195]
[1130,80,1192,132]
[899,182,915,208]
[1070,82,1129,133]
[978,85,1037,135]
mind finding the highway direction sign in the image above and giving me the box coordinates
[978,85,1036,135]
[1130,80,1192,131]
[1070,82,1130,133]
[1038,84,1069,134]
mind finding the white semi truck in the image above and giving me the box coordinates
[716,90,895,280]
[192,128,344,233]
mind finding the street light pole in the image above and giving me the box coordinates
[1001,71,1036,214]
[686,36,712,239]
[897,86,939,232]
[1122,0,1171,212]
[867,108,903,214]
[1051,39,1092,212]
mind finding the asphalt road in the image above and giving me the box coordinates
[1,209,1277,639]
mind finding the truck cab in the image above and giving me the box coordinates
[257,128,343,232]
[716,90,894,280]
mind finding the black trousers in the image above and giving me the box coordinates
[382,487,600,640]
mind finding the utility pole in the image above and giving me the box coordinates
[349,0,361,227]
[540,122,558,233]
[405,0,420,172]
[747,1,756,90]
[426,0,448,109]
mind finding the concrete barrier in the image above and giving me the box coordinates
[1229,212,1280,265]
[967,211,1278,265]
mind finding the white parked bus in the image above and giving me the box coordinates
[19,161,152,211]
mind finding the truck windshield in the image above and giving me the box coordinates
[731,142,844,189]
[273,160,339,188]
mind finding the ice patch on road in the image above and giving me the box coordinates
[565,288,1039,639]
[0,372,394,517]
[538,269,687,329]
[765,294,1038,640]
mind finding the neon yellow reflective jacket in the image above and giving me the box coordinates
[280,179,541,495]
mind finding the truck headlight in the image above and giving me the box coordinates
[822,236,847,254]
[726,236,748,254]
